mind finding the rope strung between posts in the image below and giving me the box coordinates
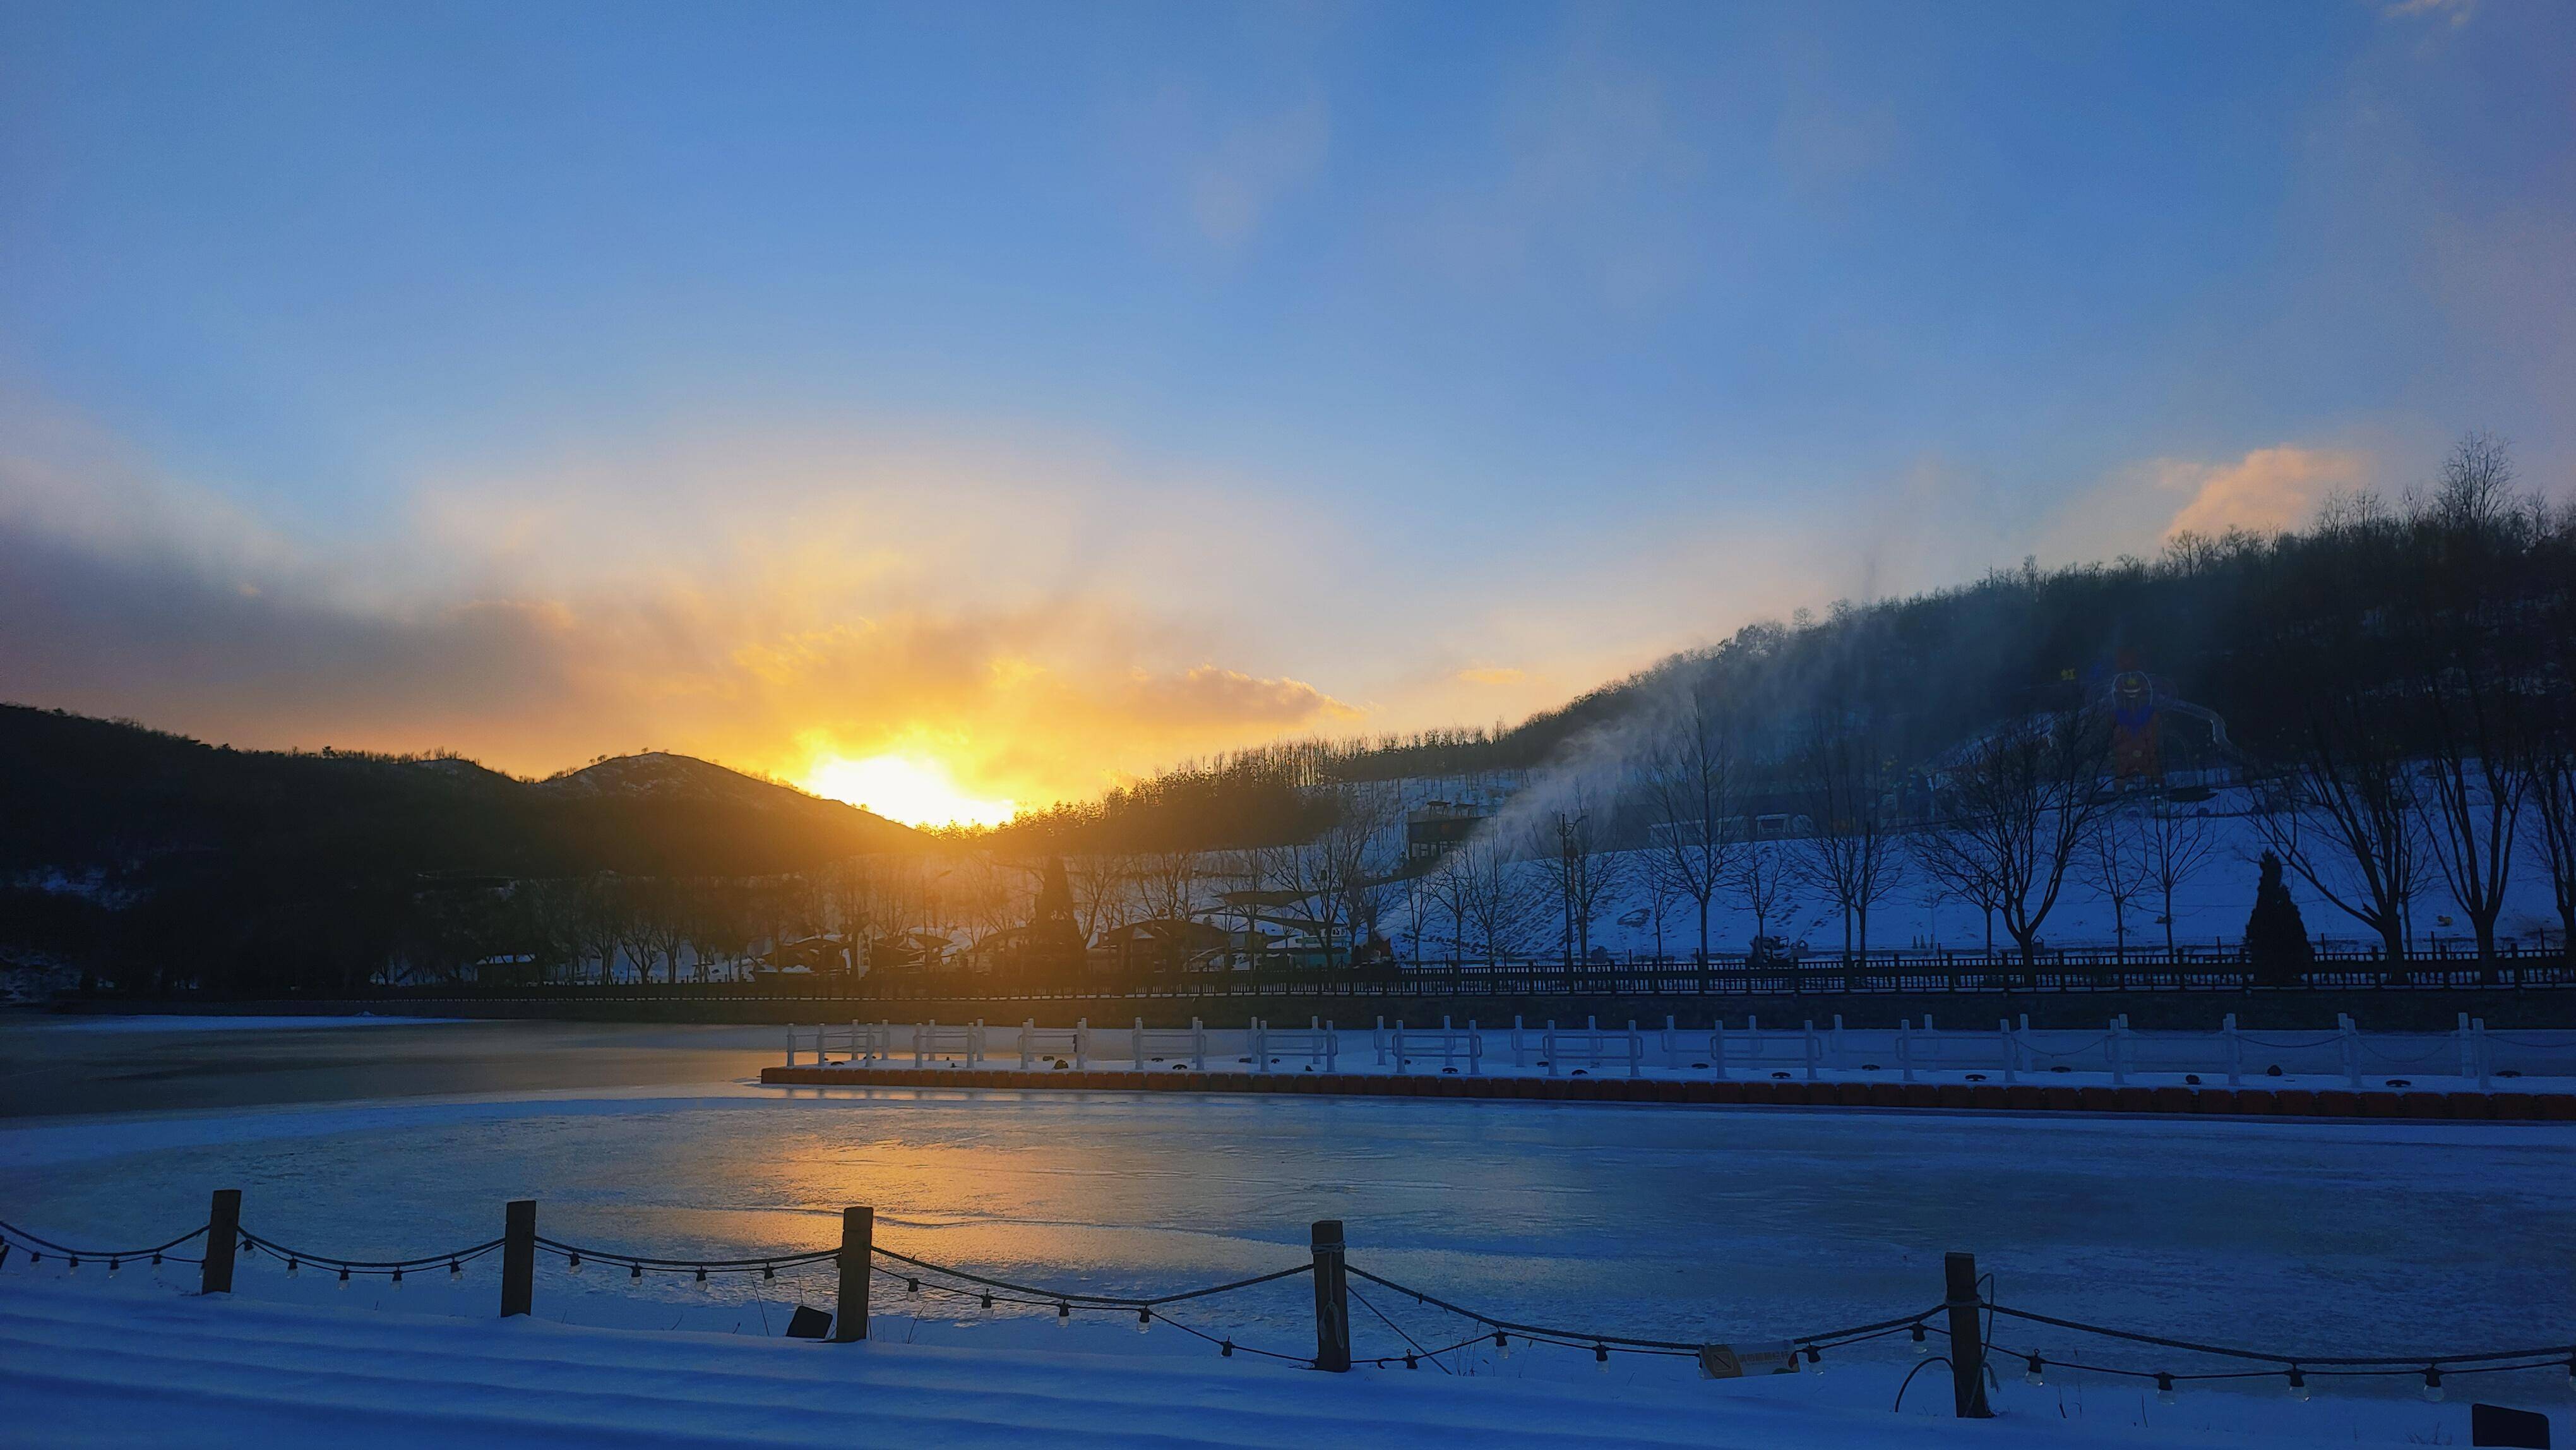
[869,1243,1313,1309]
[0,1221,208,1267]
[1345,1262,1937,1358]
[0,1216,210,1266]
[1984,1303,2575,1368]
[865,1261,1311,1363]
[239,1231,508,1276]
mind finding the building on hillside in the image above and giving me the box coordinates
[1405,801,1487,861]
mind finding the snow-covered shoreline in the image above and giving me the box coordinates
[1,1275,2542,1449]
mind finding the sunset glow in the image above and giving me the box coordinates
[803,752,1017,829]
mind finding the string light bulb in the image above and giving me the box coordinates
[109,1259,121,1278]
[1594,1344,1611,1372]
[2420,1368,2443,1403]
[761,1264,775,1281]
[1493,1331,1510,1360]
[981,1293,993,1309]
[66,1256,78,1275]
[2155,1373,2176,1405]
[390,1267,403,1290]
[2286,1367,2308,1401]
[1804,1345,1824,1375]
[1055,1302,1070,1328]
[2024,1354,2044,1387]
[1910,1323,1929,1354]
[1220,1340,1234,1358]
[629,1263,643,1282]
[286,1258,300,1278]
[337,1267,350,1289]
[567,1252,582,1274]
[449,1260,462,1281]
[1137,1307,1152,1334]
[1404,1353,1419,1370]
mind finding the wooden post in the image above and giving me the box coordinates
[833,1206,873,1342]
[501,1199,535,1317]
[1943,1252,1991,1418]
[1309,1219,1351,1372]
[200,1189,241,1295]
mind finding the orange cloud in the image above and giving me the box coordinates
[2161,446,2367,539]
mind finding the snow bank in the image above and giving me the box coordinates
[0,1276,2364,1448]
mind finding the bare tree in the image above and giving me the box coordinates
[1066,853,1136,943]
[1795,721,1906,959]
[2526,707,2576,957]
[1451,832,1541,962]
[1729,841,1799,952]
[1534,790,1625,964]
[2255,693,2422,960]
[2412,670,2525,964]
[1419,846,1478,964]
[2082,809,2151,954]
[1928,709,2113,964]
[1260,839,1351,968]
[1637,685,1738,962]
[2138,803,2221,957]
[1911,827,2003,954]
[1320,786,1405,958]
[1133,849,1200,925]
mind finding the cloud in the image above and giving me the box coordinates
[2383,0,2474,25]
[0,417,1369,807]
[2162,446,2368,538]
[2036,445,2371,564]
[1188,97,1330,244]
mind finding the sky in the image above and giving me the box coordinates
[3,0,2571,823]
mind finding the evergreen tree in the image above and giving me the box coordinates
[2243,851,2313,983]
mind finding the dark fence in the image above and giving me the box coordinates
[323,944,2576,1004]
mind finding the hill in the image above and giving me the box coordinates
[0,707,917,993]
[1004,438,2575,855]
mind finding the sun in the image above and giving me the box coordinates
[802,752,1017,829]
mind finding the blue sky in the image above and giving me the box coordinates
[2,1,2569,808]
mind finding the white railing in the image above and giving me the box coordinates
[1389,1021,1481,1076]
[1017,1017,1088,1071]
[1132,1017,1207,1072]
[1246,1017,1339,1072]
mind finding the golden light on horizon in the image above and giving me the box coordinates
[802,752,1017,829]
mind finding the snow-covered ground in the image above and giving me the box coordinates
[4,1274,2361,1450]
[5,1076,2572,1446]
[1391,793,2570,959]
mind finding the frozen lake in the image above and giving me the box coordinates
[5,1018,2572,1441]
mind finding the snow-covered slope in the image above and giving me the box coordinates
[1,1279,2298,1449]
